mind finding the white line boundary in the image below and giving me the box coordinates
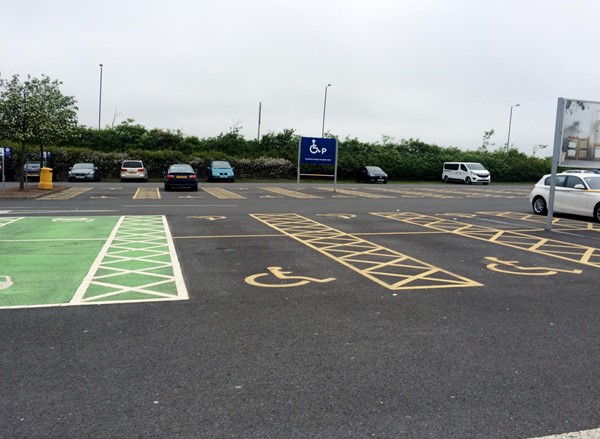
[527,427,600,439]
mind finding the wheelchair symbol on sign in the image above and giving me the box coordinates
[309,139,327,155]
[245,267,335,288]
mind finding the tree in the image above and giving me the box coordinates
[532,144,547,157]
[480,129,495,152]
[0,74,78,189]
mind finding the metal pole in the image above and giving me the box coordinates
[321,83,331,137]
[98,64,103,130]
[257,101,262,142]
[506,103,520,152]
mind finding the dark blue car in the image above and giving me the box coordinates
[164,164,198,191]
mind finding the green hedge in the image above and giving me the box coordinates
[1,132,553,182]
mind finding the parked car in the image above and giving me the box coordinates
[206,160,234,182]
[563,169,600,174]
[23,161,41,181]
[164,164,198,191]
[356,166,388,183]
[529,172,600,221]
[68,163,100,182]
[442,162,490,184]
[120,160,148,182]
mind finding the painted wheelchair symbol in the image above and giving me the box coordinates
[484,257,582,276]
[245,267,335,288]
[0,275,13,290]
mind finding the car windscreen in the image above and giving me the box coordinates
[466,163,485,170]
[366,166,383,173]
[169,165,193,173]
[211,161,231,169]
[25,162,40,170]
[72,163,94,170]
[584,176,600,190]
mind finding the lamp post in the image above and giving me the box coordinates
[98,64,103,130]
[321,83,331,137]
[506,103,520,152]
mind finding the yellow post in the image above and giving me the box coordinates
[38,167,53,190]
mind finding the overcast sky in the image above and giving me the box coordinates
[3,0,600,155]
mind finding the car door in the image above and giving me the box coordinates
[551,175,568,213]
[559,175,589,215]
[458,164,468,182]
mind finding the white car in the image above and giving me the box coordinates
[529,172,600,221]
[120,160,148,182]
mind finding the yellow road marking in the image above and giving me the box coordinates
[317,187,394,198]
[202,187,245,199]
[250,213,481,291]
[371,187,451,198]
[133,187,160,200]
[187,216,226,221]
[38,187,92,200]
[484,257,582,276]
[245,266,335,287]
[373,212,600,268]
[479,211,600,231]
[260,187,322,198]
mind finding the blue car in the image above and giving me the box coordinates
[206,160,234,182]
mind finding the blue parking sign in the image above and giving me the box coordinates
[299,137,337,165]
[0,147,11,158]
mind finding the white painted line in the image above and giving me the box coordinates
[70,216,125,304]
[0,217,24,228]
[70,215,188,305]
[527,427,600,439]
[163,215,189,300]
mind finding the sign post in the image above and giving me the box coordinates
[0,147,11,191]
[297,136,338,191]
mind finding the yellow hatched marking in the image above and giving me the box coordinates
[370,187,451,198]
[480,211,600,231]
[202,187,245,199]
[260,187,322,199]
[38,187,92,200]
[317,187,394,199]
[250,213,481,291]
[373,212,600,268]
[133,187,160,200]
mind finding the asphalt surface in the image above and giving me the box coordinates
[0,181,598,439]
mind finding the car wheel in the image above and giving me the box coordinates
[164,185,170,191]
[120,178,125,182]
[532,196,548,215]
[383,180,388,184]
[594,203,600,222]
[192,185,198,192]
[443,176,449,183]
[465,177,472,184]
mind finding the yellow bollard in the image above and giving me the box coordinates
[38,167,53,190]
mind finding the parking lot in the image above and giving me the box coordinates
[0,182,598,438]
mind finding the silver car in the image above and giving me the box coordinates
[120,160,148,182]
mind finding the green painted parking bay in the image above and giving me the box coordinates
[0,216,188,309]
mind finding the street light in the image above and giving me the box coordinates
[98,64,103,130]
[322,83,331,137]
[506,103,520,152]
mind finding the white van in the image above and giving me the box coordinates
[442,162,491,185]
